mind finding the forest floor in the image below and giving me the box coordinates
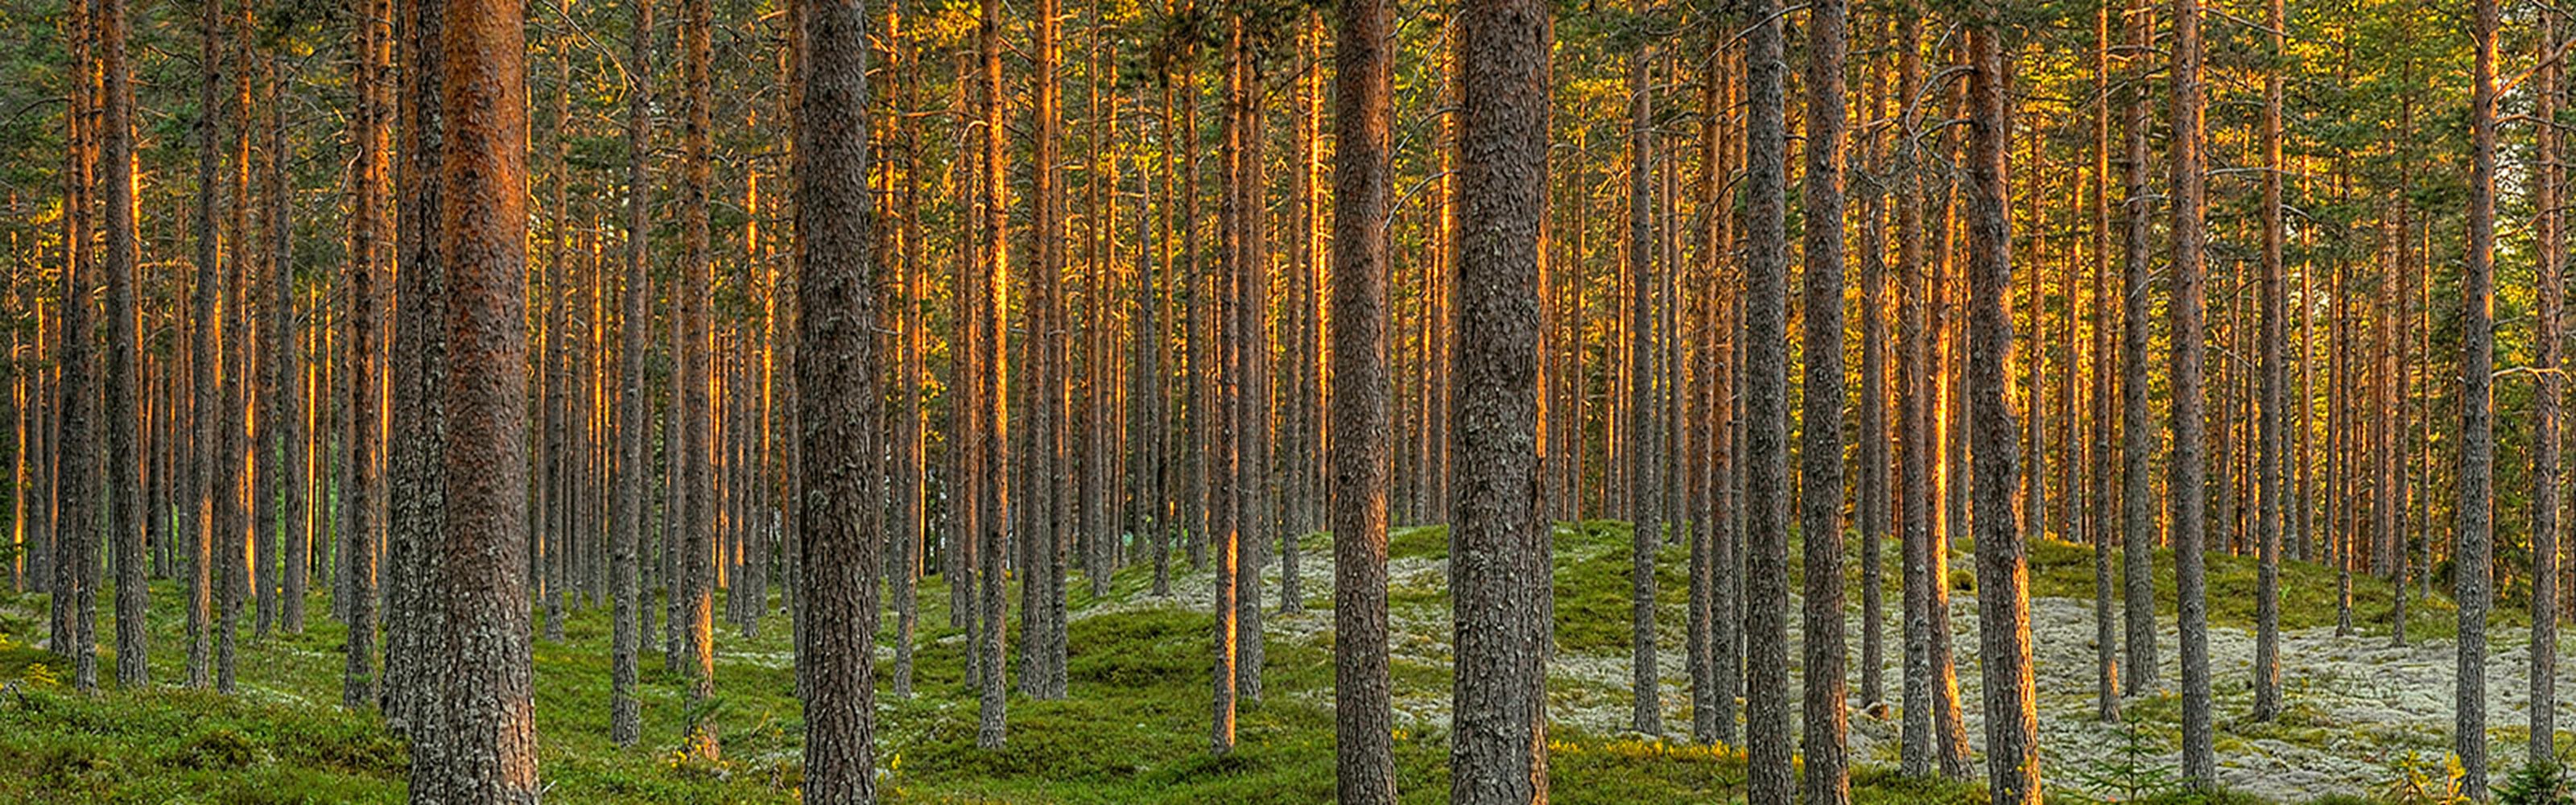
[0,520,2541,803]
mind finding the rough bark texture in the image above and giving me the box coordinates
[611,0,650,749]
[384,0,449,745]
[1331,0,1397,795]
[1966,19,2037,805]
[974,0,1011,746]
[1800,0,1849,798]
[343,0,383,707]
[2089,0,2119,723]
[1897,9,1936,774]
[795,0,882,797]
[680,0,719,754]
[102,0,143,691]
[1210,17,1245,753]
[2169,0,2215,782]
[2457,0,2496,790]
[2119,0,2157,697]
[1623,43,1661,739]
[2533,6,2562,766]
[187,0,218,691]
[1741,0,1793,795]
[2252,0,2287,723]
[423,0,540,795]
[58,0,98,689]
[1228,23,1268,703]
[1856,27,1889,716]
[1448,0,1552,798]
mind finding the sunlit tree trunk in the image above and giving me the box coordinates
[680,0,720,756]
[1966,16,2037,803]
[1331,0,1395,791]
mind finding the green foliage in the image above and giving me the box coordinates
[2498,761,2576,805]
[2070,711,2187,804]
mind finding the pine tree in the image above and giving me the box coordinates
[1966,11,2037,802]
[1331,0,1396,792]
[102,0,143,691]
[1448,0,1553,798]
[2456,0,2498,789]
[2169,0,2215,781]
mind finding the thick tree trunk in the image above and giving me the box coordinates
[1330,0,1394,792]
[795,0,883,797]
[1448,0,1552,799]
[1800,0,1849,797]
[1966,19,2037,804]
[1742,0,1794,795]
[102,0,142,691]
[420,0,540,795]
[679,0,719,756]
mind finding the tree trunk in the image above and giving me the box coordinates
[795,0,884,796]
[2457,0,2498,789]
[1965,19,2037,804]
[1623,40,1662,738]
[1330,0,1395,791]
[1228,21,1268,703]
[679,0,719,757]
[974,0,1012,746]
[342,0,384,708]
[2169,0,2215,781]
[2088,0,2119,723]
[103,0,142,691]
[186,0,217,691]
[2119,0,2157,696]
[1801,0,1849,796]
[1856,21,1889,717]
[1742,0,1793,793]
[1897,8,1937,773]
[1448,0,1552,797]
[56,0,98,691]
[2533,5,2563,767]
[610,0,650,747]
[2251,0,2287,723]
[421,0,540,794]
